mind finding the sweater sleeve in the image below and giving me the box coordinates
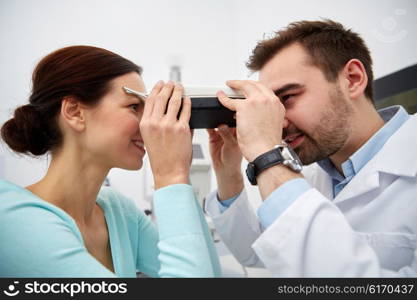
[152,184,221,277]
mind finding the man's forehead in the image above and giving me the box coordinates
[259,67,306,90]
[259,46,314,89]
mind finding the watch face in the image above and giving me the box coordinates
[288,146,302,164]
[280,145,303,172]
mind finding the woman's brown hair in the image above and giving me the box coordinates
[1,45,142,155]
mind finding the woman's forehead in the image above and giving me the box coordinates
[111,72,146,92]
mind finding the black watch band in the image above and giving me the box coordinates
[246,147,284,185]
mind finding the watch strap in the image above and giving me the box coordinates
[245,147,285,185]
[253,147,284,177]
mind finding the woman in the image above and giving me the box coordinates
[0,45,220,277]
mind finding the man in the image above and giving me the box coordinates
[205,19,417,276]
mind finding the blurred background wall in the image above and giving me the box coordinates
[1,2,416,276]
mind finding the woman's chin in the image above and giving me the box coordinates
[119,160,143,171]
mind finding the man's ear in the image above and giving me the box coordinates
[60,96,86,131]
[341,59,368,100]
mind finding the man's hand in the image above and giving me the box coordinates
[217,80,285,162]
[217,80,302,200]
[207,125,243,200]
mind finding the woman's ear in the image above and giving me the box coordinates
[60,96,86,131]
[341,59,368,100]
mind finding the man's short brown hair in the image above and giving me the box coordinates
[247,19,374,101]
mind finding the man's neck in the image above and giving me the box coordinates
[330,105,385,174]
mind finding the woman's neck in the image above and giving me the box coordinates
[26,147,109,225]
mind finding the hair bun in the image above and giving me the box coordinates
[1,104,51,155]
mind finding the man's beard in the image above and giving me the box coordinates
[284,86,353,165]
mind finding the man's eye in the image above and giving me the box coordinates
[281,94,295,102]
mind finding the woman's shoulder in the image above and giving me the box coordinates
[0,180,81,250]
[0,179,51,209]
[0,179,30,197]
[0,180,76,224]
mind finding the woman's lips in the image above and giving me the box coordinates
[132,140,146,153]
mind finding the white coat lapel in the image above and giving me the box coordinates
[333,113,417,204]
[303,164,333,199]
[333,162,380,203]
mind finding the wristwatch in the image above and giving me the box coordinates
[245,143,303,185]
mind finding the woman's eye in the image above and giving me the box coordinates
[129,104,139,112]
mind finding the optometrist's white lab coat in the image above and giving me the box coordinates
[205,112,417,277]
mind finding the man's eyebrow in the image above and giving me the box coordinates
[273,83,305,96]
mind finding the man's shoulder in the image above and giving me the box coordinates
[379,112,417,154]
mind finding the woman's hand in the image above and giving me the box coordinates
[207,125,243,200]
[140,81,192,190]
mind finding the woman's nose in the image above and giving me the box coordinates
[282,117,290,129]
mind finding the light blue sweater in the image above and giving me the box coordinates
[0,180,221,277]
